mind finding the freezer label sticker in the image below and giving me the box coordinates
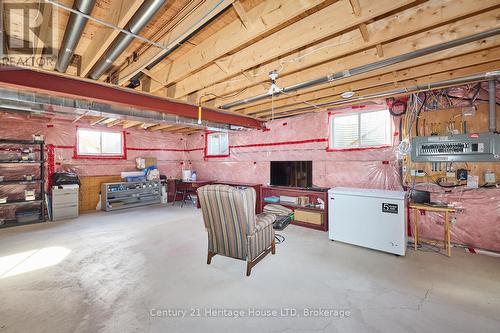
[382,203,398,214]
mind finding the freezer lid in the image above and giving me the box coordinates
[328,187,407,200]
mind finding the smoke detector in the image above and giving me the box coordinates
[341,91,355,99]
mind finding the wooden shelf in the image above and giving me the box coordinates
[0,179,43,185]
[275,202,325,212]
[261,185,328,231]
[0,199,43,206]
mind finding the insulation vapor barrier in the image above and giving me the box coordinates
[184,103,500,253]
[0,113,189,178]
[186,105,402,189]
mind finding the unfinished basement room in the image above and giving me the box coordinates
[0,0,499,332]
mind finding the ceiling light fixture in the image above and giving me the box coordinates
[341,91,355,99]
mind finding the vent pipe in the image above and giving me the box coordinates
[488,80,497,132]
[88,0,166,80]
[55,0,96,73]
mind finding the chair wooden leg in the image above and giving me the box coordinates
[271,239,276,255]
[246,261,252,277]
[207,251,215,264]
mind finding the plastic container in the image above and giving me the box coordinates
[125,176,147,182]
[16,210,41,223]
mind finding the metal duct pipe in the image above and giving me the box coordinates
[221,28,500,109]
[88,0,166,80]
[0,87,231,131]
[55,0,96,73]
[272,72,500,116]
[488,80,497,132]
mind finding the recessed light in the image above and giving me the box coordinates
[341,91,355,99]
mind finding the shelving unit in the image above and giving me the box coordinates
[0,139,46,228]
[261,186,329,231]
[101,180,162,211]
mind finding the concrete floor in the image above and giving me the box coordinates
[0,205,499,333]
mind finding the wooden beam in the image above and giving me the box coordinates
[122,120,143,129]
[232,1,251,29]
[376,43,384,57]
[90,117,107,125]
[215,5,500,109]
[33,3,52,59]
[107,119,123,127]
[80,0,145,77]
[163,0,416,97]
[266,62,500,119]
[349,0,362,16]
[149,124,176,131]
[240,36,500,115]
[117,0,235,85]
[359,23,369,42]
[255,60,500,118]
[144,0,327,92]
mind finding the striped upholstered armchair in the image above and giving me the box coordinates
[197,185,276,276]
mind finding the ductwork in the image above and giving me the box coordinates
[221,28,500,110]
[55,0,96,73]
[488,80,497,133]
[0,86,231,131]
[88,0,166,80]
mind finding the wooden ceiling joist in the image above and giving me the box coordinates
[204,1,500,108]
[167,0,416,99]
[258,60,500,118]
[144,0,327,93]
[241,37,500,114]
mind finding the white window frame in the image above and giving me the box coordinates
[329,109,392,150]
[206,132,230,157]
[76,128,125,158]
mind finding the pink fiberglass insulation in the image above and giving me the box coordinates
[0,112,188,178]
[184,104,500,252]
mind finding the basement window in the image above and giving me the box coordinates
[76,128,125,159]
[329,109,392,150]
[206,132,229,157]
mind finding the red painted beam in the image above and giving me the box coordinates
[0,66,264,129]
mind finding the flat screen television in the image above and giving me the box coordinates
[270,161,312,188]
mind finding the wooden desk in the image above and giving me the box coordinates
[409,203,457,257]
[167,179,214,203]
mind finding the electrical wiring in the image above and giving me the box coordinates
[275,234,285,244]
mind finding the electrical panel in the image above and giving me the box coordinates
[411,132,500,162]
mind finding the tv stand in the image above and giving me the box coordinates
[261,186,328,231]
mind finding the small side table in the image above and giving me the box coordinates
[409,203,457,257]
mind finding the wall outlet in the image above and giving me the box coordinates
[410,169,426,177]
[446,171,455,178]
[485,171,496,184]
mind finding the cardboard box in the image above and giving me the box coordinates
[297,196,310,206]
[294,209,323,225]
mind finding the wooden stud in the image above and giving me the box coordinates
[349,0,362,16]
[376,43,384,57]
[359,23,369,42]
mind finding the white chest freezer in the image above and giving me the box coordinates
[328,187,407,256]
